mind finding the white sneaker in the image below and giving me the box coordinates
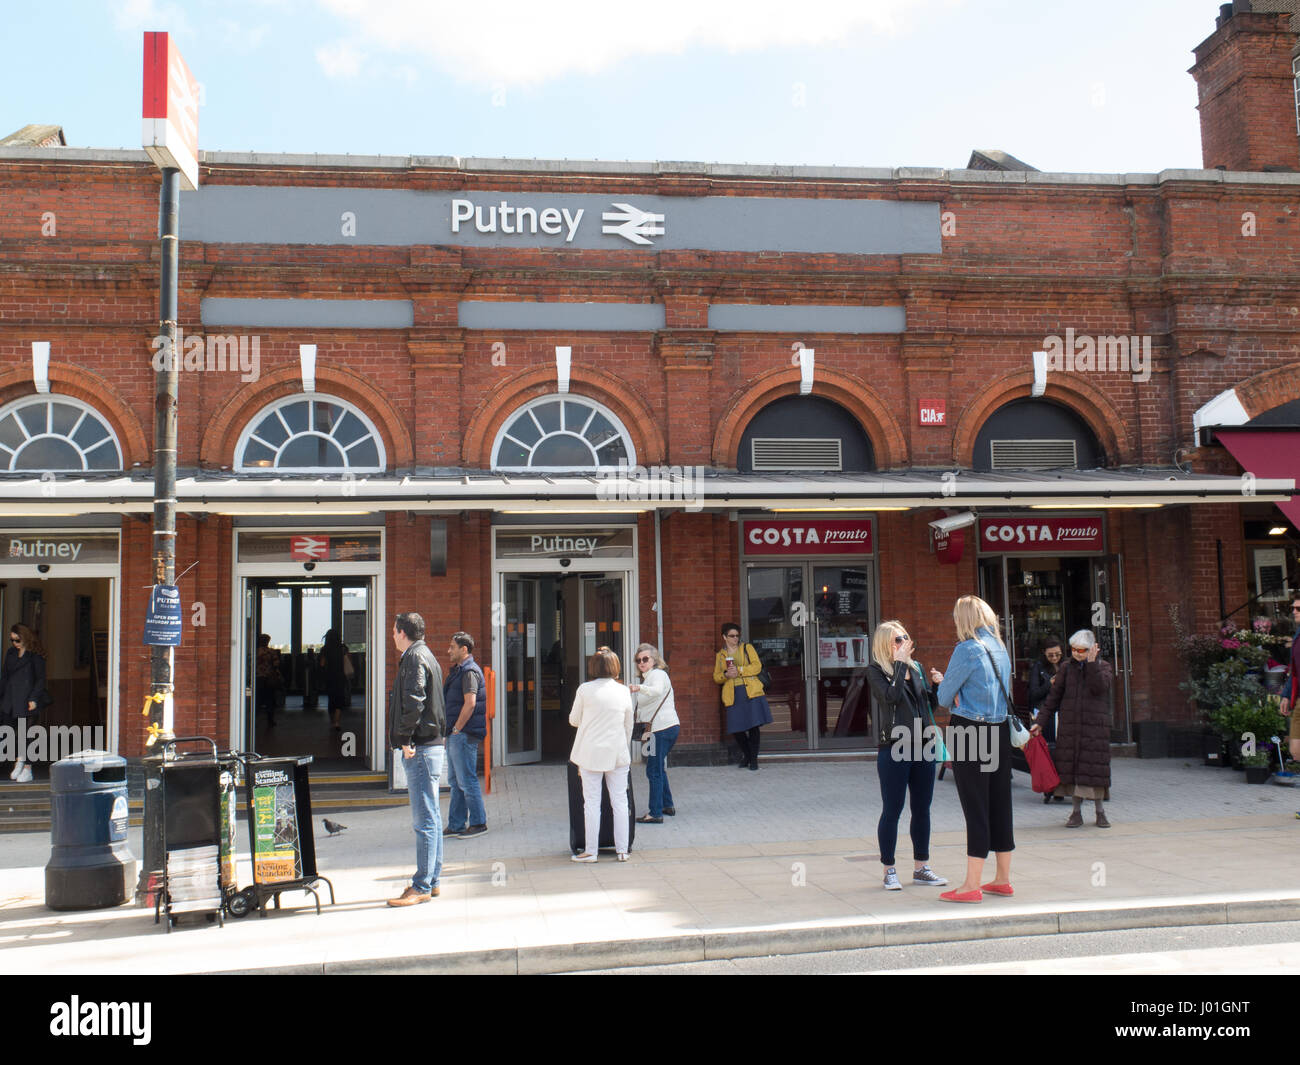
[13,766,32,783]
[570,852,597,863]
[883,868,902,891]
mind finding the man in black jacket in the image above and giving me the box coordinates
[387,612,447,907]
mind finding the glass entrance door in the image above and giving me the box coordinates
[979,554,1131,740]
[243,576,371,763]
[504,577,541,764]
[744,561,874,750]
[1092,555,1132,742]
[502,571,628,764]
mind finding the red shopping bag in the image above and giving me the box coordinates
[1024,734,1060,794]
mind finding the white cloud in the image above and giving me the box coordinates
[316,40,367,78]
[315,0,961,87]
[113,0,193,34]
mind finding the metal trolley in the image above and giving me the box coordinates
[225,752,335,918]
[149,737,240,932]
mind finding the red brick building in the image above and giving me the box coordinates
[0,3,1296,771]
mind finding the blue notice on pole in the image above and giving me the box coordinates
[144,584,183,646]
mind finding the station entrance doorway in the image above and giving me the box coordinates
[492,526,637,766]
[233,529,384,769]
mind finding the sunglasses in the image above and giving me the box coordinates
[894,635,908,645]
[8,636,19,644]
[724,632,739,639]
[1071,647,1088,653]
[635,656,653,664]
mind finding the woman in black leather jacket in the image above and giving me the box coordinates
[865,620,947,892]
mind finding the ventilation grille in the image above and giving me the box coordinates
[990,439,1078,470]
[751,438,843,471]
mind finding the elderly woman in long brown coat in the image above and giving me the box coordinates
[1034,629,1113,828]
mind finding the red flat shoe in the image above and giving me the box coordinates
[981,882,1014,896]
[939,888,983,903]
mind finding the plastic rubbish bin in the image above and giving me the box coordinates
[45,750,137,910]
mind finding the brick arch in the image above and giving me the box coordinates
[0,365,148,467]
[712,366,907,469]
[1232,362,1300,420]
[463,365,666,467]
[199,365,413,469]
[950,372,1133,467]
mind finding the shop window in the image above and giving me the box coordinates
[973,399,1103,471]
[0,396,122,472]
[738,396,874,473]
[491,395,634,471]
[235,395,385,472]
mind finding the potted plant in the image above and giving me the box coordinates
[1241,750,1272,784]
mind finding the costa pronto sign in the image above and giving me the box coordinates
[978,517,1104,553]
[742,519,874,555]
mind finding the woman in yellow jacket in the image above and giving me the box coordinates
[713,622,773,770]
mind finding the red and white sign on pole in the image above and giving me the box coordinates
[142,32,200,190]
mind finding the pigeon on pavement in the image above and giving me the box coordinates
[323,818,348,836]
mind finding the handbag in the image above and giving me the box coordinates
[980,642,1030,749]
[744,645,773,690]
[1024,733,1061,793]
[632,684,672,742]
[342,652,355,680]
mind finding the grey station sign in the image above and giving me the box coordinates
[2,534,120,566]
[183,187,942,255]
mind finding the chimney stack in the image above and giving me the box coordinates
[1190,1,1300,171]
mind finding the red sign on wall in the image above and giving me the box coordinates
[977,517,1104,554]
[932,526,965,564]
[742,519,873,555]
[142,32,201,191]
[291,535,330,561]
[918,400,946,426]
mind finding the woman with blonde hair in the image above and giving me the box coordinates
[865,621,947,891]
[933,595,1015,903]
[629,643,680,823]
[0,624,49,782]
[568,647,635,863]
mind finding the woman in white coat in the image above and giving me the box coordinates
[569,647,636,863]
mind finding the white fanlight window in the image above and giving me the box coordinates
[235,395,385,472]
[491,395,635,472]
[0,396,123,471]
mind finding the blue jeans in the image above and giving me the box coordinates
[876,746,935,867]
[406,744,445,894]
[644,724,678,818]
[445,731,486,831]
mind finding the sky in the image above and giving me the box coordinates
[0,0,1226,173]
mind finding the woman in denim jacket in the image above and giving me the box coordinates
[933,595,1015,903]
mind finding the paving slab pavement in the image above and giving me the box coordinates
[2,758,1298,974]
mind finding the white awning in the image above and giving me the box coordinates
[0,468,1290,516]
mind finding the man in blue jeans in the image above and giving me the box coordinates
[442,631,488,839]
[387,612,447,907]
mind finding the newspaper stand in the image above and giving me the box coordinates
[149,737,239,932]
[227,753,334,918]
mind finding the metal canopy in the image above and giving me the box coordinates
[0,467,1289,516]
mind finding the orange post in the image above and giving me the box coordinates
[484,667,496,794]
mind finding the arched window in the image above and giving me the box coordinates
[491,395,634,471]
[738,396,875,472]
[0,396,123,472]
[972,399,1104,470]
[235,395,385,472]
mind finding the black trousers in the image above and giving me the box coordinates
[950,713,1015,859]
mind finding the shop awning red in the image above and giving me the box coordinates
[1217,429,1300,527]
